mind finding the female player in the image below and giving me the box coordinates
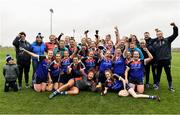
[97,50,113,87]
[19,47,53,92]
[48,56,87,99]
[102,70,160,101]
[49,70,98,99]
[81,50,98,74]
[58,51,73,87]
[47,53,63,91]
[125,47,153,93]
[113,47,126,78]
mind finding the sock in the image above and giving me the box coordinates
[53,90,60,96]
[149,95,156,99]
[168,81,172,88]
[59,91,68,95]
[97,82,102,87]
[155,82,159,86]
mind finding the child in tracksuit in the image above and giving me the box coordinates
[3,54,19,92]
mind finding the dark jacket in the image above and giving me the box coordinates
[3,64,19,82]
[143,38,156,62]
[12,36,31,65]
[153,26,178,61]
[140,47,148,59]
[145,37,156,54]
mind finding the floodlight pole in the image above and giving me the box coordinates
[73,29,75,38]
[50,8,53,35]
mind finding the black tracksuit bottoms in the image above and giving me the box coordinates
[145,61,157,84]
[156,59,172,87]
[4,81,18,92]
[18,63,30,86]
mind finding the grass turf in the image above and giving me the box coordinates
[0,47,180,114]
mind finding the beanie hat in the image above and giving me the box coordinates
[6,54,12,63]
[36,33,44,39]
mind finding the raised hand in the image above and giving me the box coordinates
[19,47,25,51]
[95,30,99,38]
[95,30,99,35]
[170,22,176,26]
[143,47,148,52]
[155,28,159,32]
[84,30,89,35]
[58,33,64,41]
[114,26,119,32]
[125,42,129,48]
[18,33,21,38]
[114,31,118,35]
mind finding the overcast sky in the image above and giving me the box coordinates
[0,0,180,47]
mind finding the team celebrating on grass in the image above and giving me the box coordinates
[3,22,178,101]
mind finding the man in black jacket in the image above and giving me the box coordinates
[13,32,32,90]
[143,32,157,88]
[153,23,178,92]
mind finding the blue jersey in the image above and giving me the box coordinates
[61,58,72,73]
[35,56,51,80]
[106,46,115,55]
[70,62,85,78]
[78,50,88,58]
[68,46,80,56]
[106,79,122,91]
[99,58,113,73]
[113,56,126,75]
[49,61,62,78]
[81,57,98,73]
[127,60,144,80]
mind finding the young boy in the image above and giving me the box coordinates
[3,54,19,92]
